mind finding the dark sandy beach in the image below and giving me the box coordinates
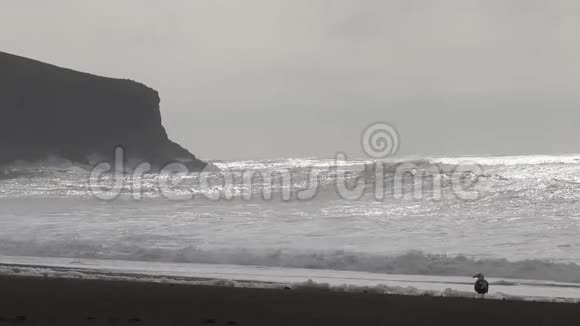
[0,275,578,326]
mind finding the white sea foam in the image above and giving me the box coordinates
[1,256,579,303]
[1,242,580,283]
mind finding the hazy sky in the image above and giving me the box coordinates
[2,1,580,159]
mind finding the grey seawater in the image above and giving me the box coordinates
[1,155,580,283]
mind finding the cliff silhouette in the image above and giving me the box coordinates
[0,51,207,171]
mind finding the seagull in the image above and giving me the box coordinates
[473,273,489,297]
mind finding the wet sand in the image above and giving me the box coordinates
[0,275,578,325]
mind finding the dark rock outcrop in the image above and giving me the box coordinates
[0,51,207,171]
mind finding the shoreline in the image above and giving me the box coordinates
[0,274,579,325]
[2,257,580,303]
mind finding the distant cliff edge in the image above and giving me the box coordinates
[0,51,207,171]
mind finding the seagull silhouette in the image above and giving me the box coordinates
[473,273,489,298]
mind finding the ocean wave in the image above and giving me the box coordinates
[3,156,580,216]
[0,157,87,179]
[1,239,580,283]
[429,154,580,166]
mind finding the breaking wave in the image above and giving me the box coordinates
[2,239,580,283]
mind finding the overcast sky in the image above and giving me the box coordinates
[2,1,579,159]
